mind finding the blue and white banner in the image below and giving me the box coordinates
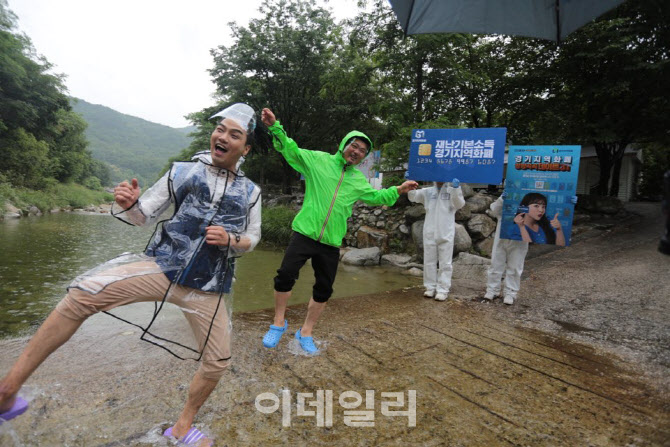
[500,145,581,246]
[406,128,506,184]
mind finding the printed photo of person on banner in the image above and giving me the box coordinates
[500,146,581,246]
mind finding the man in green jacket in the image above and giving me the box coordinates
[260,108,418,353]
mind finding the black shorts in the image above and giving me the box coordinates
[274,232,340,303]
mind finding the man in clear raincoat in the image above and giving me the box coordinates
[0,103,265,445]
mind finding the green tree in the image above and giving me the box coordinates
[539,0,670,196]
[207,0,346,191]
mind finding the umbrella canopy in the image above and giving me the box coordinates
[388,0,626,42]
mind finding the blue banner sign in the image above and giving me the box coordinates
[500,145,581,246]
[406,128,506,184]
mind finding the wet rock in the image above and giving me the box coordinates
[466,193,495,213]
[461,183,475,199]
[452,252,491,282]
[341,247,381,266]
[356,226,389,253]
[407,267,423,276]
[411,221,425,253]
[466,214,496,240]
[399,224,409,235]
[455,203,472,222]
[28,206,41,215]
[475,236,495,257]
[454,224,472,254]
[381,254,412,267]
[4,202,20,214]
[405,204,426,220]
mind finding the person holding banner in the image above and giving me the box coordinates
[259,108,418,354]
[485,191,577,305]
[408,179,465,301]
[484,191,529,305]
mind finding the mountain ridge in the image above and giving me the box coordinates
[71,98,194,186]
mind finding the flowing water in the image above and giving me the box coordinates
[0,212,419,339]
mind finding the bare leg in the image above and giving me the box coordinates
[300,298,326,337]
[169,372,218,446]
[0,310,83,412]
[272,290,291,327]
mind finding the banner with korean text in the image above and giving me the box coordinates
[500,145,581,246]
[406,128,506,184]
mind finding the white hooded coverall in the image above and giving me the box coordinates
[409,183,465,294]
[486,196,529,299]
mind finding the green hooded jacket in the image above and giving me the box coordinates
[268,121,400,247]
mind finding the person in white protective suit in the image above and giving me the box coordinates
[408,178,465,301]
[484,191,578,305]
[483,191,529,305]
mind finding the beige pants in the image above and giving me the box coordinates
[56,261,231,380]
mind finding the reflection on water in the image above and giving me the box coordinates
[0,213,419,338]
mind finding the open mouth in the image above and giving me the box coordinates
[214,143,228,156]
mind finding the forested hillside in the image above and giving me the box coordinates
[71,99,193,186]
[0,0,112,211]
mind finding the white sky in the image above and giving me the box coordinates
[8,0,362,128]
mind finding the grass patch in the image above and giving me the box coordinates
[261,205,297,247]
[1,181,113,213]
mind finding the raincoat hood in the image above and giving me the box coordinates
[337,131,373,164]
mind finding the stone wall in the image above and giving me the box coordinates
[343,184,500,260]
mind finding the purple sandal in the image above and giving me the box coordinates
[0,397,29,424]
[163,426,209,445]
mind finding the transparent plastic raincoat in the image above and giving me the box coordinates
[67,151,261,361]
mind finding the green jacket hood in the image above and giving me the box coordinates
[337,131,373,160]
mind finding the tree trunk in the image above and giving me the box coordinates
[594,142,614,196]
[415,56,425,115]
[609,156,623,197]
[594,141,629,197]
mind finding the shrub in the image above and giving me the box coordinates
[261,205,298,246]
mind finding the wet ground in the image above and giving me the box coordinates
[1,202,668,446]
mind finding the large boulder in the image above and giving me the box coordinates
[341,247,381,266]
[455,203,472,222]
[475,236,495,257]
[411,220,425,253]
[466,214,496,240]
[452,252,491,282]
[381,253,412,267]
[454,223,472,254]
[461,183,475,199]
[357,225,389,253]
[465,193,495,213]
[405,204,426,221]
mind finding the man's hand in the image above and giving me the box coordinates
[397,180,418,195]
[261,108,276,127]
[205,226,231,246]
[114,179,140,209]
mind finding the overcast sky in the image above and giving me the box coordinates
[8,0,362,128]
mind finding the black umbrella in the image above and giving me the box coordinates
[388,0,626,42]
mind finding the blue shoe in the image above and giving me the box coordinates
[262,320,287,348]
[295,328,319,354]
